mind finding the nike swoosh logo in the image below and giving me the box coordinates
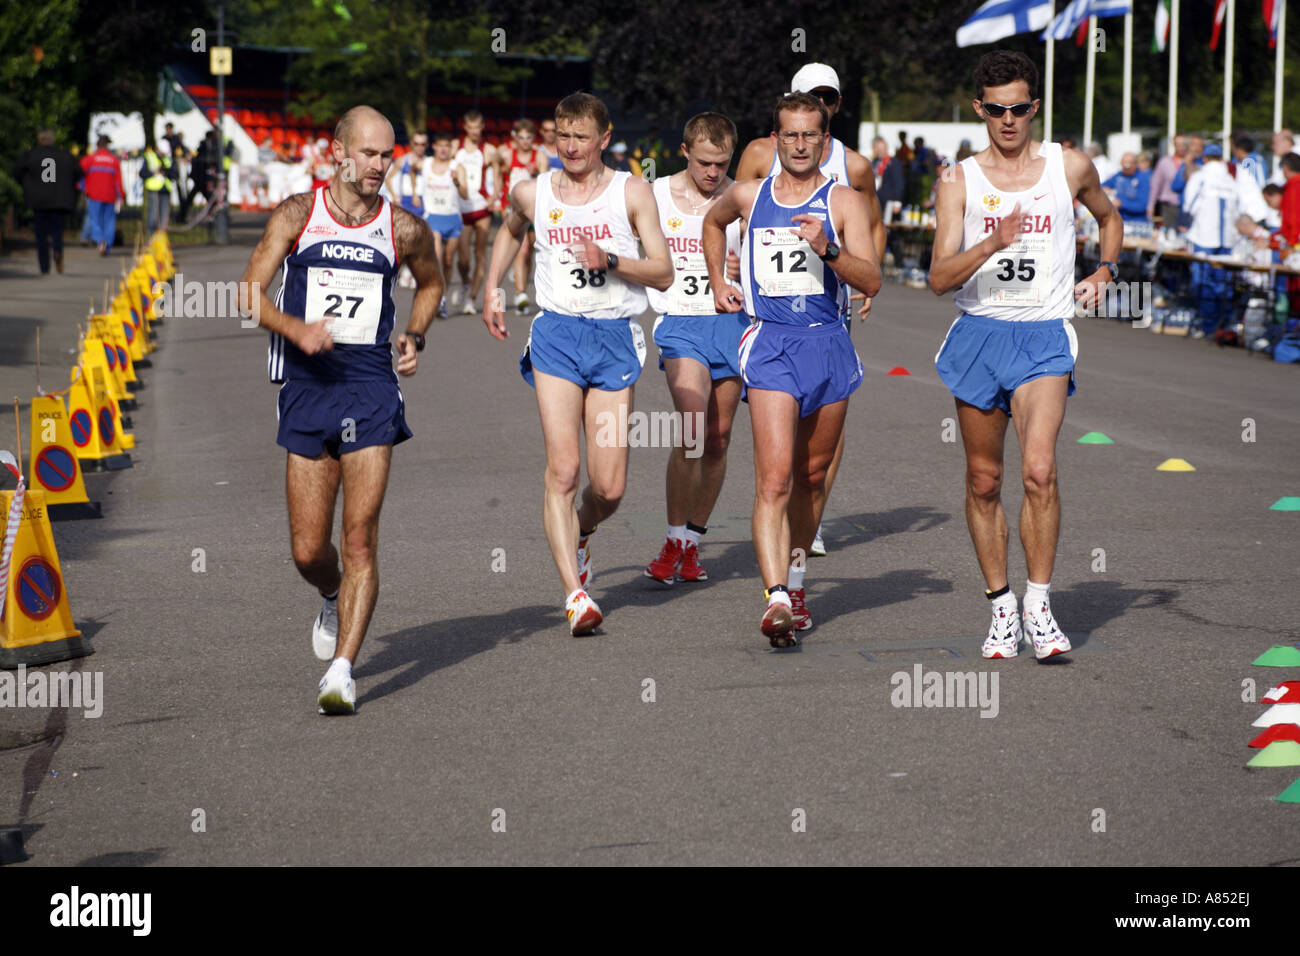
[1033,193,1048,201]
[621,372,633,380]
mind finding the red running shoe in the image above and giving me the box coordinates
[676,542,708,582]
[644,537,683,584]
[789,588,812,631]
[761,600,797,648]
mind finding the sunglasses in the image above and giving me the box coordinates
[980,101,1034,118]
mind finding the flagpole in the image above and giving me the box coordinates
[1122,12,1132,135]
[1084,15,1097,149]
[1168,0,1179,151]
[1275,1,1286,138]
[1223,0,1235,152]
[1044,1,1055,142]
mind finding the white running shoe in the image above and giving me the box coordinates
[1023,600,1072,660]
[515,291,530,313]
[317,662,356,715]
[577,538,593,589]
[810,524,826,557]
[981,602,1021,659]
[312,595,338,661]
[566,589,602,636]
[462,298,476,315]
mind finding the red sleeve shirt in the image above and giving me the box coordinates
[82,149,124,203]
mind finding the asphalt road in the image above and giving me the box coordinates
[1,217,1297,867]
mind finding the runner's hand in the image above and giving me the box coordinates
[725,249,741,283]
[395,334,419,376]
[790,214,828,256]
[574,239,608,270]
[714,283,745,314]
[849,292,873,320]
[993,203,1023,250]
[483,288,509,340]
[1073,270,1109,310]
[297,319,334,355]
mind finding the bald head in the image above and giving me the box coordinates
[333,105,392,150]
[1120,152,1137,175]
[37,129,54,146]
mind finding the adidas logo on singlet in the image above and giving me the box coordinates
[808,198,827,210]
[368,227,385,239]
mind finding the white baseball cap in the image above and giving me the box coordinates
[791,63,840,95]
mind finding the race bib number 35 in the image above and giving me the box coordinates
[305,267,384,344]
[753,228,824,297]
[975,233,1052,306]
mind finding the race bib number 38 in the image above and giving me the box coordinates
[305,267,384,344]
[976,233,1052,306]
[552,246,621,312]
[753,228,824,297]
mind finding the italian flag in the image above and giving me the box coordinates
[1211,0,1228,50]
[1152,0,1171,52]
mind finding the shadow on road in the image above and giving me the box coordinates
[356,603,560,706]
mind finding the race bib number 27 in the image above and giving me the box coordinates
[304,267,384,344]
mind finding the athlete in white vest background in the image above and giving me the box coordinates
[239,105,444,715]
[497,118,546,313]
[454,110,499,313]
[642,112,745,587]
[929,51,1121,662]
[483,92,672,637]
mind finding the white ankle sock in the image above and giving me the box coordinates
[328,657,352,679]
[683,526,702,548]
[666,524,686,546]
[787,564,805,591]
[1024,580,1050,611]
[992,591,1018,615]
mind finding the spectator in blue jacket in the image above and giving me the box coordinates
[1102,152,1152,224]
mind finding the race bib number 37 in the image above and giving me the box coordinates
[305,267,384,344]
[668,252,713,315]
[975,233,1052,306]
[753,228,824,297]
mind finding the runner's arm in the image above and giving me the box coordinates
[735,137,773,182]
[611,176,673,291]
[846,147,887,259]
[393,207,442,371]
[822,185,881,298]
[928,165,1017,295]
[237,193,333,353]
[483,179,533,339]
[703,180,752,313]
[1068,148,1122,307]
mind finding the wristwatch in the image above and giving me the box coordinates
[605,252,620,271]
[404,331,426,351]
[1100,261,1119,281]
[818,242,841,262]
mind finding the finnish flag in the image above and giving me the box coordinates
[956,0,1054,48]
[1041,0,1133,42]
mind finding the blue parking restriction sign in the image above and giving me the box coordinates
[17,557,60,621]
[35,446,76,493]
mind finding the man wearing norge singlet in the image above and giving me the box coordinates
[928,51,1121,661]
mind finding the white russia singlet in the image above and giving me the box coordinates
[647,175,740,316]
[454,143,493,214]
[424,161,460,216]
[533,170,648,319]
[952,142,1077,321]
